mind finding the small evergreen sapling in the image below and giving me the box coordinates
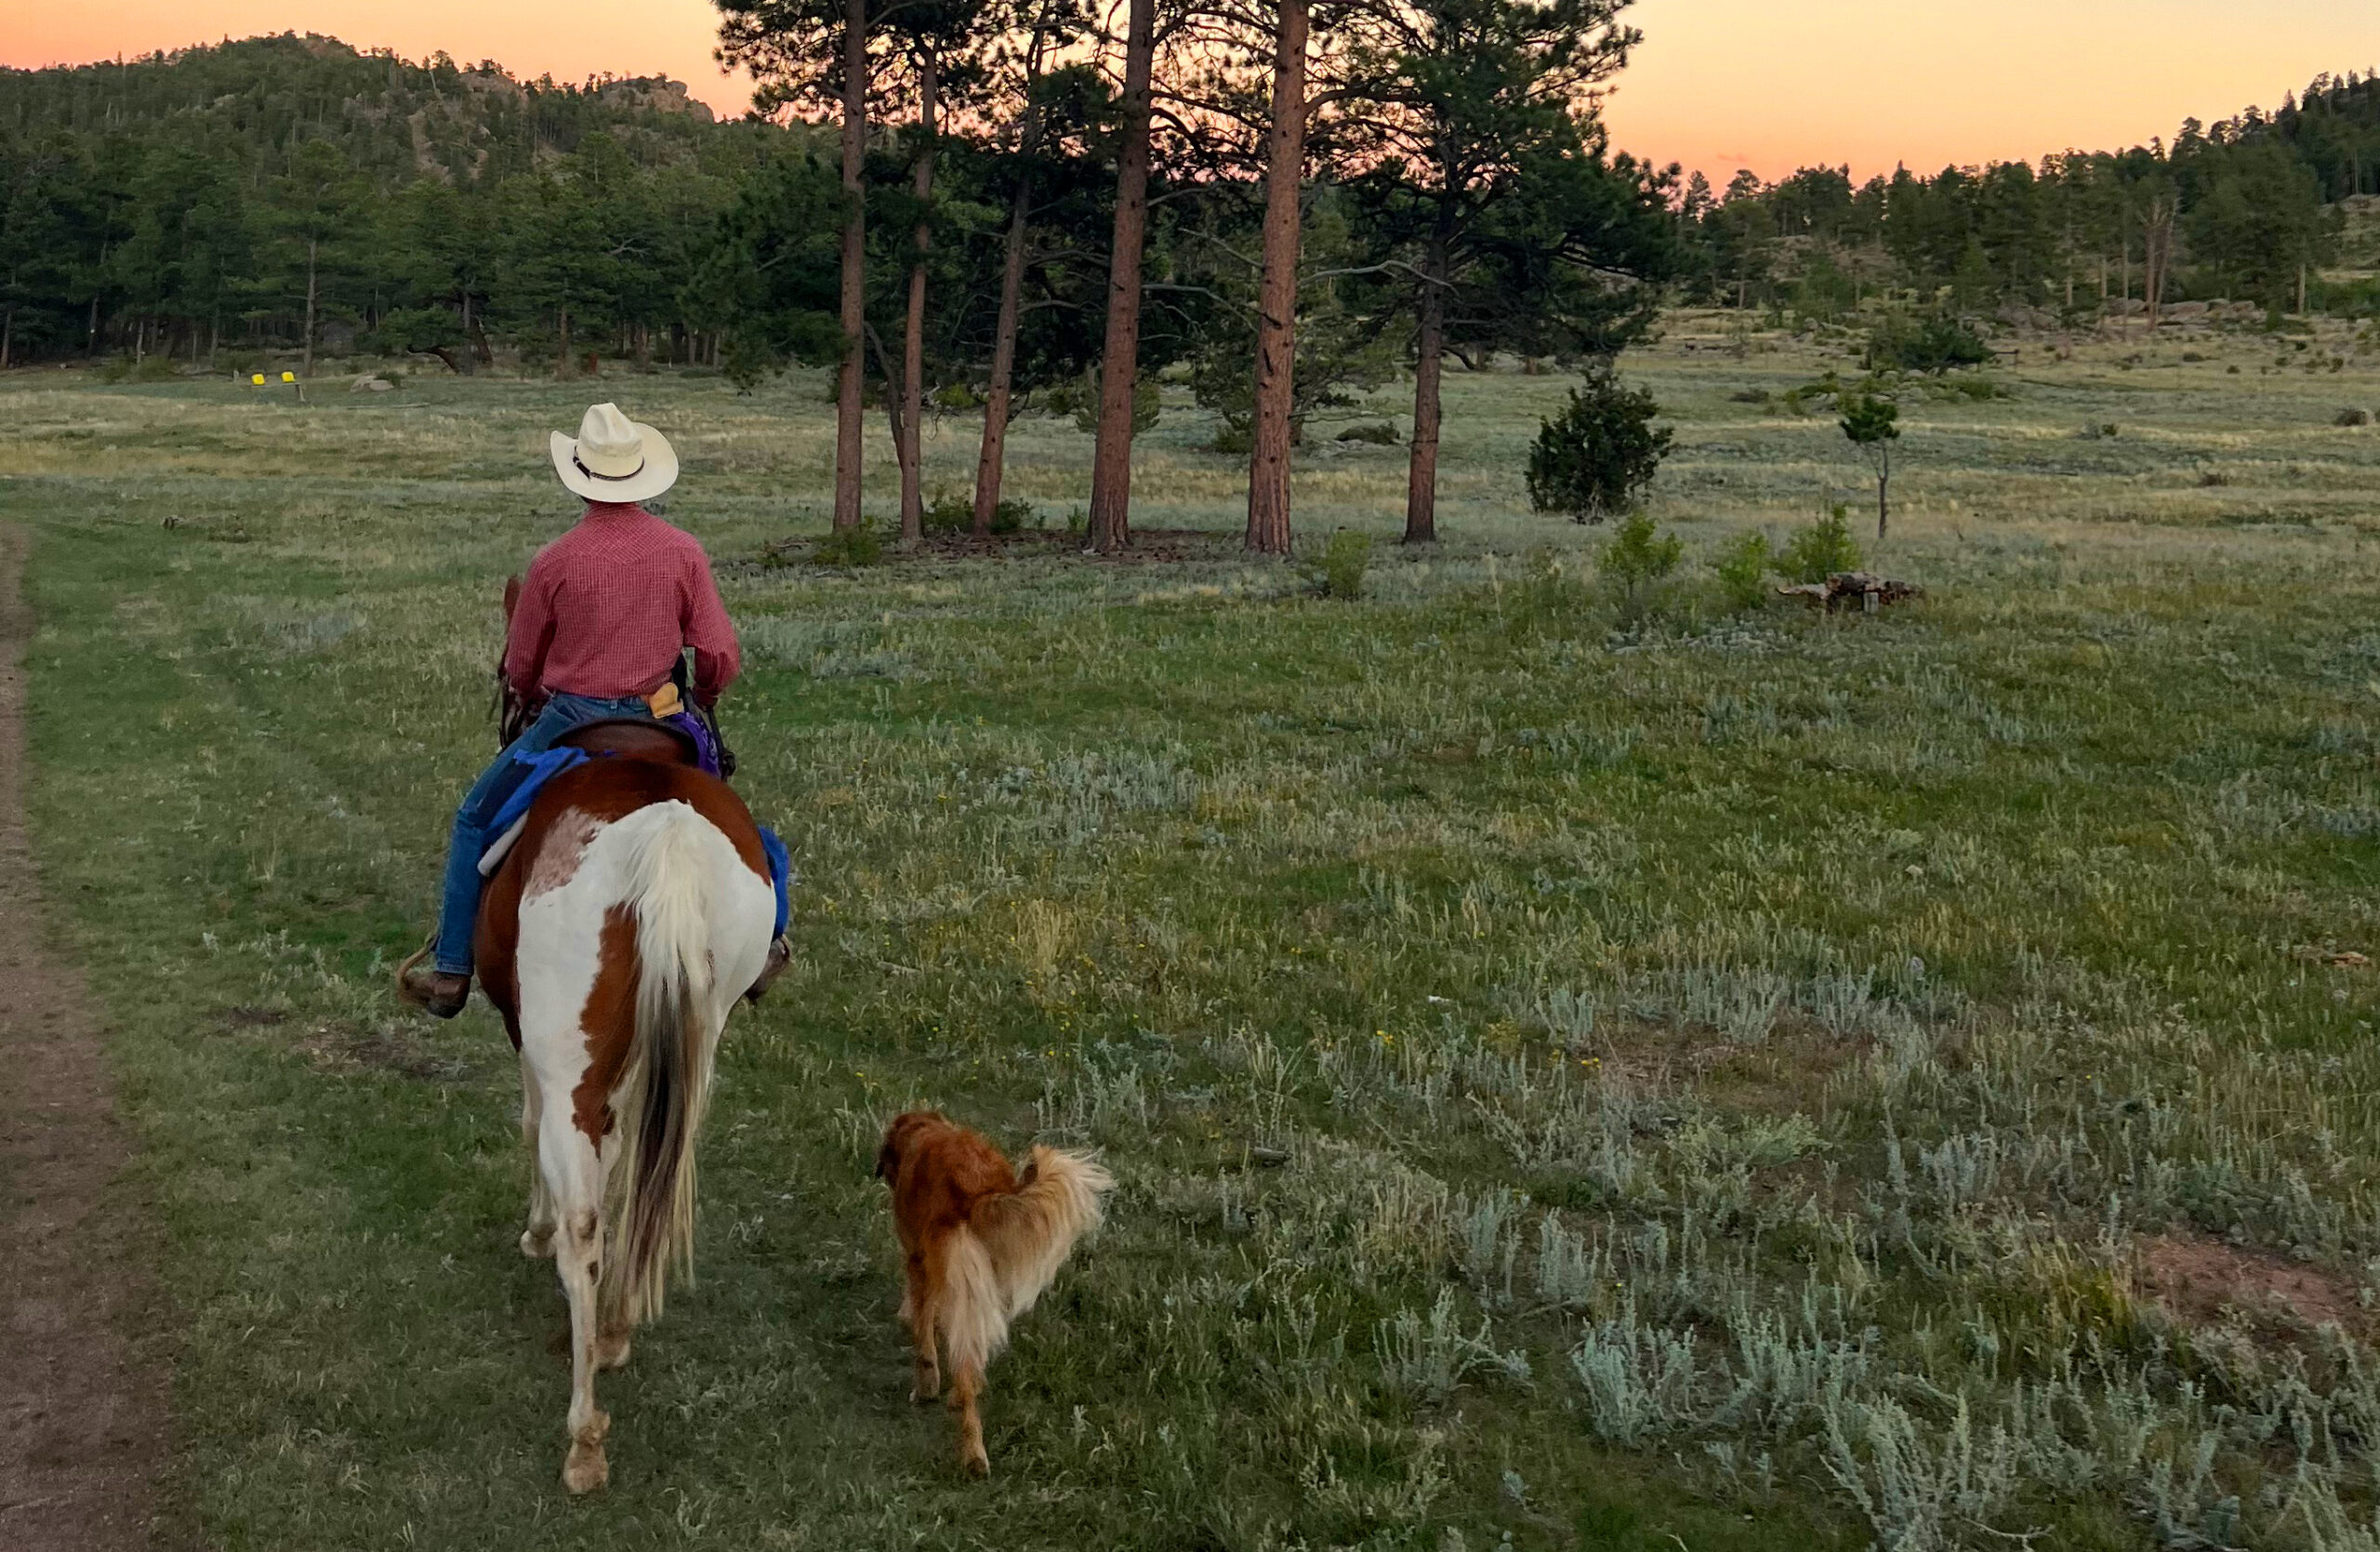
[1780,505,1863,583]
[1301,529,1373,600]
[1598,511,1683,617]
[1527,367,1673,524]
[1839,392,1901,539]
[1712,531,1774,612]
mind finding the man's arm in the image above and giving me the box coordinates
[501,560,559,700]
[682,546,740,705]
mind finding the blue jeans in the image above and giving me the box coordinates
[434,693,654,975]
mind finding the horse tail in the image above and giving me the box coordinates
[602,801,723,1330]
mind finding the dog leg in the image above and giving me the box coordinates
[950,1361,988,1478]
[904,1256,942,1402]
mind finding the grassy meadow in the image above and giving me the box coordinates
[13,312,2380,1550]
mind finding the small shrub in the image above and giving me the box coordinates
[1300,529,1372,600]
[2077,421,2119,440]
[1527,366,1673,524]
[1712,531,1774,612]
[1597,511,1683,615]
[932,381,983,411]
[99,354,179,384]
[1728,387,1772,405]
[812,521,884,568]
[1335,420,1400,445]
[1866,313,1992,375]
[923,486,1029,534]
[2335,407,2373,428]
[1779,506,1862,583]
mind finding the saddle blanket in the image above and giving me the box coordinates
[477,746,791,937]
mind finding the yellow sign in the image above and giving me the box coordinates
[250,373,265,385]
[280,371,297,383]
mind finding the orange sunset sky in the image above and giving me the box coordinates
[7,0,2380,183]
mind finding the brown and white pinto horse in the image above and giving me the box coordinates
[473,727,777,1493]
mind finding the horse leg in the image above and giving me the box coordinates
[519,1052,556,1259]
[541,1103,611,1494]
[903,1252,941,1403]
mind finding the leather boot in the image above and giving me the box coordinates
[745,935,790,1002]
[396,942,471,1019]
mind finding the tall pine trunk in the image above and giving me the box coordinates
[834,0,869,532]
[1244,0,1308,557]
[898,51,939,550]
[1401,221,1448,546]
[972,179,1034,537]
[301,237,319,378]
[972,15,1058,537]
[1087,0,1157,553]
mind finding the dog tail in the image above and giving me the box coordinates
[940,1147,1114,1375]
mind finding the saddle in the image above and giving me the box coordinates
[554,717,702,765]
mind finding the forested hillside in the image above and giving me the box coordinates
[0,34,787,369]
[1684,74,2380,322]
[6,30,2380,391]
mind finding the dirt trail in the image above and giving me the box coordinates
[0,524,166,1550]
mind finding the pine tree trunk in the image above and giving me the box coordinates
[834,0,869,532]
[302,238,318,378]
[2,307,12,372]
[1402,229,1448,546]
[556,304,573,378]
[1244,0,1309,558]
[973,179,1033,537]
[1087,0,1157,554]
[1876,448,1890,541]
[899,50,938,550]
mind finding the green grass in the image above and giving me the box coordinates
[11,316,2380,1550]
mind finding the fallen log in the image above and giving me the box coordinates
[1778,571,1924,613]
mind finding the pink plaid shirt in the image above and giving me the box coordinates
[502,502,741,704]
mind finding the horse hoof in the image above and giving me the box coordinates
[562,1440,609,1494]
[521,1227,555,1259]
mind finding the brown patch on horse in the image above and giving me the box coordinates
[474,756,769,1051]
[571,904,641,1146]
[525,808,604,900]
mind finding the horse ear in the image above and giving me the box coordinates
[503,575,522,620]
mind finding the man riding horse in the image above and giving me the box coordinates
[398,403,787,1017]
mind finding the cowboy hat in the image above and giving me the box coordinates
[549,403,679,504]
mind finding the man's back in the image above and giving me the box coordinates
[504,502,739,703]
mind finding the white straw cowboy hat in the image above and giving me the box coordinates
[549,403,679,504]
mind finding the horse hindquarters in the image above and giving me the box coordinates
[512,799,775,1492]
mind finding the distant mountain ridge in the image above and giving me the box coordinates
[0,33,735,191]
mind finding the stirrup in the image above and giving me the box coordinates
[393,935,443,1009]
